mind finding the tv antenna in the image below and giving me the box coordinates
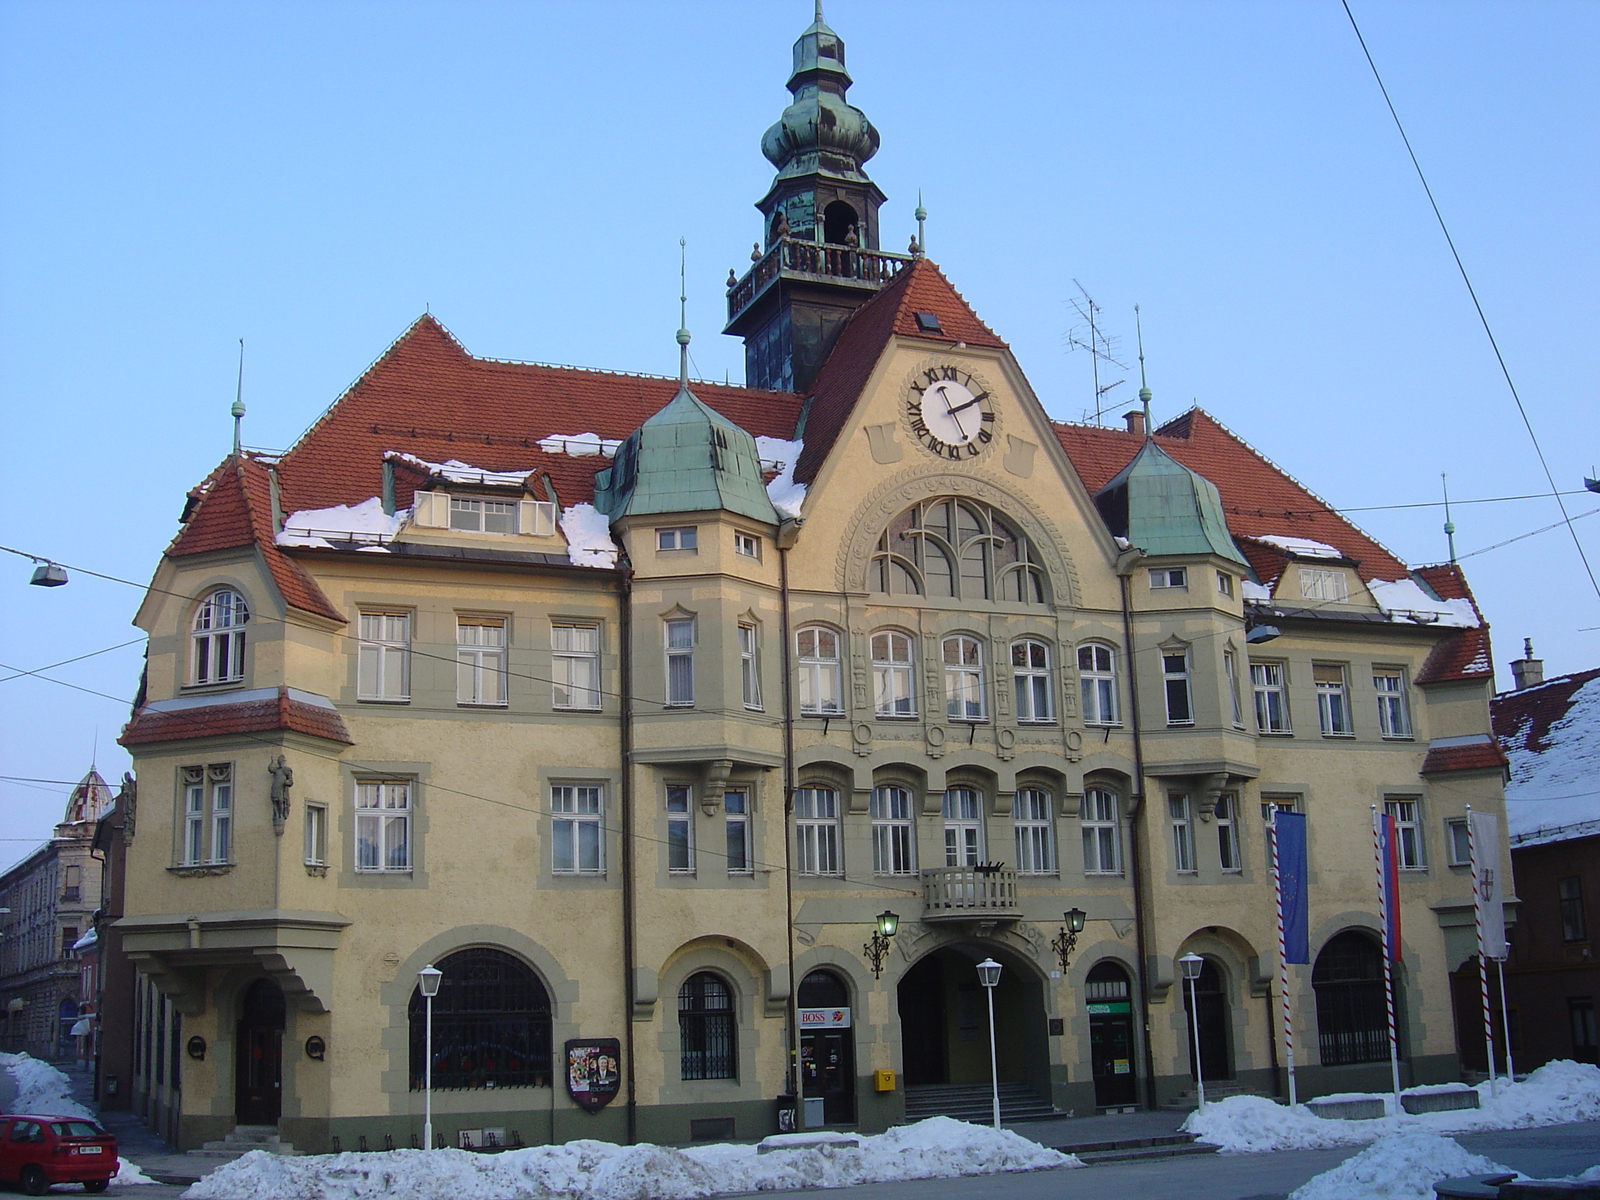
[1065,280,1127,424]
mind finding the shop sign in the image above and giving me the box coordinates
[1086,1002,1131,1015]
[798,1007,851,1029]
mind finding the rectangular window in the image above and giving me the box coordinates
[739,624,762,710]
[1150,567,1187,589]
[870,786,916,875]
[942,787,984,866]
[666,785,694,874]
[1012,640,1053,723]
[1081,788,1121,875]
[665,618,695,706]
[1262,795,1300,824]
[1014,788,1054,875]
[1217,793,1241,872]
[1163,652,1193,725]
[1375,670,1411,738]
[1169,793,1195,873]
[1252,662,1290,733]
[551,784,604,874]
[794,787,841,876]
[456,616,507,706]
[552,623,601,710]
[354,780,411,872]
[1315,663,1352,735]
[1384,799,1424,869]
[1559,877,1587,943]
[724,790,752,875]
[183,777,205,866]
[211,776,232,865]
[1224,650,1244,727]
[797,627,843,715]
[1216,570,1234,598]
[449,496,517,534]
[63,866,80,902]
[872,631,915,717]
[62,926,78,958]
[733,531,760,558]
[1078,643,1118,726]
[657,526,697,551]
[304,803,327,867]
[1299,567,1349,602]
[1446,818,1471,867]
[358,611,411,701]
[943,636,985,721]
[178,764,233,866]
[1570,998,1597,1060]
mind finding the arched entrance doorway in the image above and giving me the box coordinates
[1085,961,1137,1108]
[1181,957,1232,1082]
[896,944,1049,1114]
[1313,931,1393,1066]
[235,979,285,1125]
[798,970,855,1125]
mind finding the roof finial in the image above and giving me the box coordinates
[914,191,927,257]
[676,238,691,387]
[1135,305,1152,439]
[231,337,246,456]
[815,0,825,24]
[1442,473,1458,563]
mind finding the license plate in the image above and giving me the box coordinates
[76,1146,103,1154]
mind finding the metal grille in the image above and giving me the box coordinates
[409,948,552,1090]
[1312,932,1389,1066]
[679,972,737,1080]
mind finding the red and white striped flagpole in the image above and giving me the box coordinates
[1467,806,1499,1095]
[1271,811,1297,1106]
[1371,806,1402,1113]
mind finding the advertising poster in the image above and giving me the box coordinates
[565,1038,621,1113]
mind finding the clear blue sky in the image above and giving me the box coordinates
[2,1,1596,852]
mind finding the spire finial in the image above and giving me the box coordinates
[1442,472,1458,564]
[676,238,691,387]
[1135,305,1152,439]
[814,0,825,24]
[915,191,927,257]
[231,338,246,455]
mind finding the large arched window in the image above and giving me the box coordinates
[1312,931,1389,1066]
[796,626,843,715]
[679,972,736,1080]
[192,589,249,684]
[870,498,1047,603]
[409,948,552,1090]
[1077,643,1119,726]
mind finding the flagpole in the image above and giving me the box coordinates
[1371,806,1402,1114]
[1467,805,1499,1095]
[1495,955,1515,1082]
[1270,812,1297,1106]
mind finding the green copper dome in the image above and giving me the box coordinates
[761,9,879,181]
[1095,439,1247,564]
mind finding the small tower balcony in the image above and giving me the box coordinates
[920,865,1022,924]
[726,236,914,328]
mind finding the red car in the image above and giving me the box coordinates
[0,1115,119,1195]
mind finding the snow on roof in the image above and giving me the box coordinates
[1254,534,1343,559]
[1366,578,1479,628]
[758,436,807,519]
[279,497,407,547]
[559,503,620,568]
[387,453,536,488]
[1495,669,1600,846]
[537,432,621,458]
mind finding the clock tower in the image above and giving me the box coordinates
[724,5,913,392]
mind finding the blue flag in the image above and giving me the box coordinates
[1275,812,1309,964]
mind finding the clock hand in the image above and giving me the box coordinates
[946,397,982,415]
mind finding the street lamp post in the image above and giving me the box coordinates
[1179,954,1205,1110]
[417,964,442,1151]
[975,958,1003,1130]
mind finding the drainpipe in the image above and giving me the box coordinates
[618,567,637,1143]
[778,539,800,1104]
[1118,564,1159,1112]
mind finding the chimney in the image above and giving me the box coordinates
[1511,638,1544,691]
[1124,409,1146,437]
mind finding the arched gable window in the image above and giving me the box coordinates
[1312,931,1389,1066]
[408,948,552,1090]
[679,972,736,1080]
[192,589,249,684]
[870,498,1047,603]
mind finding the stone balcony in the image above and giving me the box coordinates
[920,865,1022,924]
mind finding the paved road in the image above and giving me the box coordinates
[91,1119,1600,1200]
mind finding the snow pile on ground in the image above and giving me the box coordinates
[0,1052,94,1120]
[115,1158,160,1185]
[183,1116,1074,1200]
[757,436,806,519]
[1287,1131,1512,1200]
[279,498,408,547]
[560,503,620,568]
[1183,1060,1600,1154]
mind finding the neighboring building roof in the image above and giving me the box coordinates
[61,768,113,827]
[120,687,353,747]
[1494,666,1600,847]
[794,258,1006,485]
[1093,438,1247,564]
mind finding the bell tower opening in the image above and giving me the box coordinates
[823,201,858,246]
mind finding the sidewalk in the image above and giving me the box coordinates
[55,1061,205,1186]
[1006,1107,1190,1150]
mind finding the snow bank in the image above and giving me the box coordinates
[1366,577,1478,628]
[1288,1131,1511,1200]
[757,436,806,519]
[560,503,620,568]
[1255,535,1343,559]
[1182,1060,1600,1154]
[538,433,622,458]
[182,1116,1074,1200]
[115,1158,160,1185]
[0,1052,94,1120]
[279,498,408,547]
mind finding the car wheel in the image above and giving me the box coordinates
[84,1181,111,1194]
[19,1163,49,1196]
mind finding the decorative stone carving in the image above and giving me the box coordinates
[268,756,293,833]
[864,423,903,464]
[1003,435,1036,478]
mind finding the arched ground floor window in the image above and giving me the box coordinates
[679,971,737,1080]
[1313,931,1390,1066]
[409,947,552,1090]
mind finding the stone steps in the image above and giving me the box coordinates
[187,1124,303,1160]
[903,1082,1058,1124]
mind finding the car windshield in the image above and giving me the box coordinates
[52,1121,105,1137]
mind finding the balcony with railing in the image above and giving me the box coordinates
[726,237,915,327]
[920,865,1021,923]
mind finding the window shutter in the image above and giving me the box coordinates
[519,499,556,537]
[358,643,379,697]
[413,491,447,528]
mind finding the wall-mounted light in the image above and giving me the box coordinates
[1051,908,1088,974]
[863,910,899,979]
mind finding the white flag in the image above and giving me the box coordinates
[1469,810,1507,959]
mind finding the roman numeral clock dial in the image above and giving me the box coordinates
[905,365,997,459]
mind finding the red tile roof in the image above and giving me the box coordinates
[119,688,353,747]
[168,456,344,622]
[1055,410,1411,581]
[1493,666,1600,752]
[1421,740,1508,774]
[274,314,803,516]
[1413,563,1486,625]
[1415,626,1495,685]
[794,258,1007,484]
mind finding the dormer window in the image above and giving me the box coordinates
[1298,567,1348,603]
[451,497,516,534]
[411,491,556,537]
[192,589,249,685]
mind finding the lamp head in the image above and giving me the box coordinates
[30,562,68,587]
[417,964,443,997]
[1178,953,1203,980]
[877,910,899,938]
[975,957,1002,988]
[1065,908,1087,934]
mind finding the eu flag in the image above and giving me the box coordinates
[1276,812,1309,964]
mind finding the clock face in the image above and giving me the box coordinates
[906,365,995,458]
